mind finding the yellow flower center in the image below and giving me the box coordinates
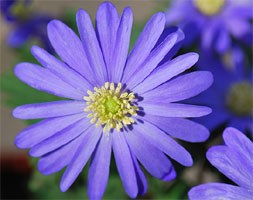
[194,0,226,16]
[84,82,138,132]
[11,1,31,20]
[226,81,253,116]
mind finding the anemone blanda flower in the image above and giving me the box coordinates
[0,0,52,51]
[189,127,253,200]
[190,52,252,135]
[13,2,213,198]
[166,0,253,54]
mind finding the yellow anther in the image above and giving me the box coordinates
[84,82,138,132]
[194,0,225,16]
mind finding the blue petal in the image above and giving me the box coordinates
[60,126,102,192]
[88,133,112,199]
[133,120,193,166]
[76,9,108,85]
[13,100,85,119]
[112,131,138,198]
[188,183,253,200]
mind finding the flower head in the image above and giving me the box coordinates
[13,2,213,198]
[1,0,52,51]
[166,0,253,54]
[188,127,253,200]
[190,53,252,134]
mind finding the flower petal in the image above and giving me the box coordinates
[31,46,92,92]
[188,183,253,200]
[13,100,85,119]
[96,2,119,81]
[60,126,102,192]
[122,12,166,83]
[14,63,84,100]
[144,114,210,142]
[15,113,85,149]
[207,146,253,189]
[29,117,91,157]
[47,20,96,84]
[88,133,112,199]
[76,9,108,85]
[133,120,193,166]
[127,32,178,90]
[142,71,213,103]
[110,7,133,83]
[223,127,253,163]
[134,53,199,94]
[38,132,85,175]
[112,131,138,198]
[125,130,176,180]
[131,154,148,196]
[140,103,212,118]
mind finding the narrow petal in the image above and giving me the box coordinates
[142,71,213,103]
[140,103,212,118]
[14,63,84,100]
[188,183,253,200]
[122,12,166,83]
[15,113,85,149]
[29,118,91,157]
[76,9,108,84]
[223,127,253,163]
[47,20,95,84]
[144,114,210,142]
[133,120,193,166]
[134,53,199,94]
[126,32,178,89]
[96,2,119,81]
[207,146,253,189]
[13,100,85,119]
[125,131,176,180]
[88,133,112,199]
[60,126,102,192]
[31,46,92,92]
[215,28,230,53]
[110,7,133,83]
[112,131,138,198]
[131,154,148,196]
[38,132,86,175]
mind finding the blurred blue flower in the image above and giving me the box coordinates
[12,2,213,199]
[166,0,253,54]
[190,51,252,134]
[188,127,253,200]
[0,0,53,51]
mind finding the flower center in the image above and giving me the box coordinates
[194,0,225,16]
[84,82,138,132]
[226,81,253,116]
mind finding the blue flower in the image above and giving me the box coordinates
[190,52,252,134]
[13,2,213,199]
[0,0,52,51]
[166,0,253,54]
[188,127,253,200]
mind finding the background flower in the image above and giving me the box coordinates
[189,52,252,135]
[12,2,213,199]
[166,0,253,54]
[188,127,253,200]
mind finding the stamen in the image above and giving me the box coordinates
[194,0,225,16]
[226,81,253,116]
[84,82,139,132]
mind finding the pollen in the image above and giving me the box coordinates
[83,82,138,132]
[194,0,225,16]
[226,81,253,116]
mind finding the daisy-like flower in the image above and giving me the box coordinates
[0,0,52,51]
[166,0,252,54]
[190,53,252,135]
[188,127,253,200]
[13,2,213,198]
